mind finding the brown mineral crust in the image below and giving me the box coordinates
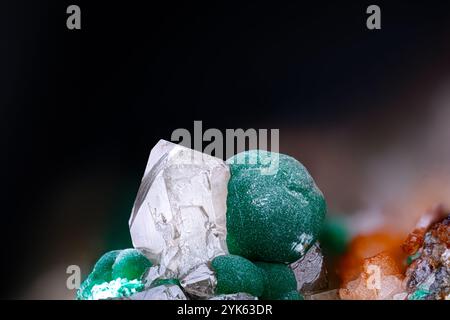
[401,229,425,256]
[431,218,449,247]
[402,205,449,255]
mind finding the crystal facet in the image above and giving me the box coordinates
[289,242,328,295]
[129,140,230,278]
[179,263,217,299]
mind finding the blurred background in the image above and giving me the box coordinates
[1,1,450,299]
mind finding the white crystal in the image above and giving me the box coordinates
[129,140,230,278]
[290,242,328,294]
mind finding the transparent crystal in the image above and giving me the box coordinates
[129,140,230,278]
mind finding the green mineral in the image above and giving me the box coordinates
[90,278,145,300]
[408,289,430,300]
[319,217,349,256]
[226,150,327,263]
[211,255,265,297]
[255,262,298,300]
[111,248,152,281]
[76,250,121,300]
[77,248,152,300]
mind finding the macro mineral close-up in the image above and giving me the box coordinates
[403,215,449,300]
[76,140,449,300]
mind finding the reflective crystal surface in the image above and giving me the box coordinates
[129,140,230,278]
[180,263,217,299]
[289,242,328,295]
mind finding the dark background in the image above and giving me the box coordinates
[2,1,450,299]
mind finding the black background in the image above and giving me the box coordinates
[2,1,450,299]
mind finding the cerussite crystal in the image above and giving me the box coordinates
[211,255,265,297]
[129,140,230,278]
[289,242,328,295]
[226,150,326,263]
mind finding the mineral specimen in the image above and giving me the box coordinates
[255,262,301,300]
[111,248,152,281]
[226,150,327,263]
[403,215,449,300]
[289,242,328,295]
[129,140,230,278]
[211,255,265,297]
[77,249,151,300]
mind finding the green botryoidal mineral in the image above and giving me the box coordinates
[77,248,152,300]
[255,262,299,300]
[111,248,152,281]
[211,254,265,297]
[226,150,327,263]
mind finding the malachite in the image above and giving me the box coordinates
[111,248,152,281]
[77,248,152,300]
[90,278,145,300]
[226,150,327,263]
[319,217,349,256]
[408,289,430,300]
[211,254,265,297]
[255,262,298,300]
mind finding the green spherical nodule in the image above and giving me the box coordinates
[111,249,152,281]
[211,254,265,297]
[77,250,122,300]
[77,249,152,300]
[255,262,298,300]
[226,150,327,263]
